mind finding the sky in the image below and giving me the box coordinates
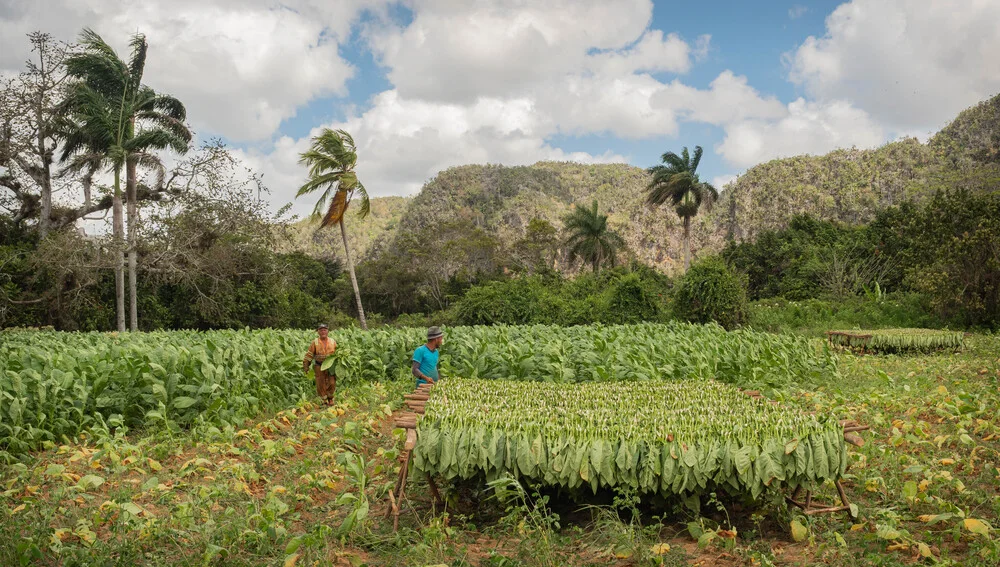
[3,0,1000,218]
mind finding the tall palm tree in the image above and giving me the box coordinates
[563,200,625,273]
[61,29,190,331]
[645,145,718,271]
[297,128,370,330]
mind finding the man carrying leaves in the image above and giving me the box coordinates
[303,323,337,405]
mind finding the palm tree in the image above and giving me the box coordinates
[297,128,370,330]
[61,29,191,331]
[645,145,718,271]
[563,200,625,273]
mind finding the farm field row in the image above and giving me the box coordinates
[0,323,833,460]
[0,331,997,566]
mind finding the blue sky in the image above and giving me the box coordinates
[273,1,846,193]
[2,0,998,215]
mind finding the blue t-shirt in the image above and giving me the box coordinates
[412,345,440,385]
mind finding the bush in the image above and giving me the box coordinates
[600,273,663,324]
[452,277,558,325]
[747,294,941,337]
[672,256,748,329]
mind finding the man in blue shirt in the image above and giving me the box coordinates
[412,326,444,387]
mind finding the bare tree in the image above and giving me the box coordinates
[0,33,73,236]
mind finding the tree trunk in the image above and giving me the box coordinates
[35,44,52,238]
[340,218,367,330]
[113,167,126,332]
[682,215,691,271]
[126,156,138,331]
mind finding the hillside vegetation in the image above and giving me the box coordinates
[287,93,1000,272]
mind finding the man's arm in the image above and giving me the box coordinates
[303,342,315,372]
[412,360,435,383]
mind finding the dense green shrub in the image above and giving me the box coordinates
[452,277,555,325]
[601,273,663,324]
[450,267,671,326]
[672,256,748,329]
[747,294,941,337]
[722,215,879,301]
[868,190,1000,328]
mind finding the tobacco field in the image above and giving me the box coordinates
[1,326,999,566]
[0,323,833,461]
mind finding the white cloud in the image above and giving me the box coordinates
[788,5,808,20]
[716,98,885,168]
[587,30,696,76]
[787,0,1000,135]
[653,70,787,126]
[711,174,737,190]
[244,90,627,215]
[366,0,700,103]
[1,0,380,142]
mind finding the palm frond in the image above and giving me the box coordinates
[131,151,166,188]
[353,181,371,219]
[690,146,703,172]
[126,33,148,98]
[320,190,348,228]
[296,171,342,197]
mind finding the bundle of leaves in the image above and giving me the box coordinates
[413,378,847,500]
[827,328,965,353]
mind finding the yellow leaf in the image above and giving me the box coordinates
[963,518,990,536]
[917,542,933,558]
[272,486,286,494]
[936,385,948,395]
[614,551,632,559]
[90,461,102,470]
[917,515,935,522]
[235,429,250,437]
[887,543,909,551]
[11,504,25,514]
[940,458,955,465]
[650,543,671,555]
[918,479,930,492]
[53,528,71,543]
[283,553,300,567]
[850,524,865,532]
[147,458,162,471]
[790,520,808,542]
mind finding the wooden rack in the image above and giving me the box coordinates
[743,389,870,515]
[385,383,441,531]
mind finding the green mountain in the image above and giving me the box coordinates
[713,94,1000,242]
[285,93,1000,272]
[370,162,692,273]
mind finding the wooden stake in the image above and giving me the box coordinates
[835,480,850,507]
[844,432,865,447]
[427,473,442,508]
